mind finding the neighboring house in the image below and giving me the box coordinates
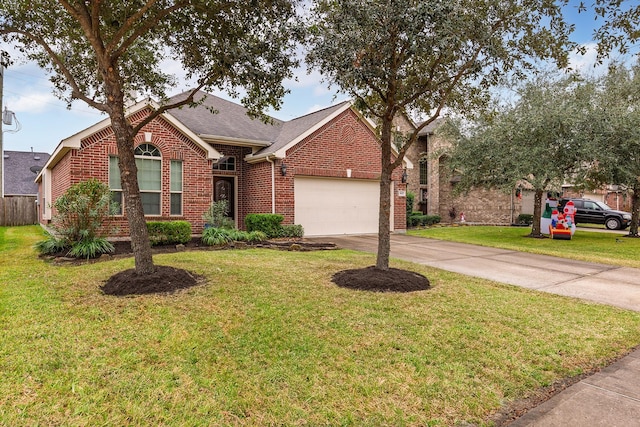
[3,149,50,196]
[36,91,408,237]
[403,119,523,224]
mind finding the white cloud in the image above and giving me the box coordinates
[6,90,58,114]
[568,43,609,76]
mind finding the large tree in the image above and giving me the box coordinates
[445,73,596,237]
[0,1,300,274]
[586,62,640,236]
[306,0,574,270]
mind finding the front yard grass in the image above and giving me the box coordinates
[1,225,640,426]
[408,226,640,268]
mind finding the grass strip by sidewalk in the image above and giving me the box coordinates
[408,226,640,268]
[1,225,640,426]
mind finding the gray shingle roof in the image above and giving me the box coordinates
[167,91,284,143]
[3,150,51,195]
[167,91,351,155]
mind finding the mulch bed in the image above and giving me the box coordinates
[332,266,430,293]
[101,265,205,296]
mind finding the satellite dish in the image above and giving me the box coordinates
[30,166,43,174]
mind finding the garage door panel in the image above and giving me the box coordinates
[295,177,381,236]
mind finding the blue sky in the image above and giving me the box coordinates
[0,1,636,155]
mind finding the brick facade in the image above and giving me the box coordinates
[43,109,213,236]
[405,123,522,225]
[281,108,406,231]
[40,104,407,236]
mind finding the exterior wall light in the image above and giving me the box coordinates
[401,169,408,183]
[280,162,287,176]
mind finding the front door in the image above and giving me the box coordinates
[213,176,235,220]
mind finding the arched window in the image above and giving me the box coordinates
[109,144,163,216]
[135,144,162,215]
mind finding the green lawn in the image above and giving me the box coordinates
[1,225,640,426]
[408,225,640,268]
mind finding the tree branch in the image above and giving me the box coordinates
[0,27,107,111]
[131,83,209,134]
[110,0,189,60]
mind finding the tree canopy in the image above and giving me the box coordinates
[306,0,575,268]
[581,0,640,58]
[1,1,301,274]
[445,73,596,236]
[585,62,640,236]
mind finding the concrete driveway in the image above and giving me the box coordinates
[314,233,640,312]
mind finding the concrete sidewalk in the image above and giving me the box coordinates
[309,233,640,426]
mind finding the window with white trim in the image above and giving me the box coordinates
[170,160,183,216]
[109,144,163,216]
[135,144,162,215]
[109,156,123,215]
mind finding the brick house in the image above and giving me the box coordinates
[36,91,408,237]
[403,118,524,225]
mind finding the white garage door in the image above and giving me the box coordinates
[295,177,388,236]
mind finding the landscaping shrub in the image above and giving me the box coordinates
[201,227,267,246]
[35,178,116,257]
[408,212,441,227]
[279,224,304,238]
[409,211,424,227]
[34,232,71,255]
[245,213,284,238]
[202,200,235,229]
[406,191,415,226]
[423,214,441,226]
[146,221,192,246]
[516,214,534,225]
[67,237,115,259]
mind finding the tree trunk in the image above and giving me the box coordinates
[104,79,155,274]
[628,183,639,237]
[530,188,544,237]
[376,117,394,270]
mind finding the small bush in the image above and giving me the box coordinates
[516,214,534,225]
[202,227,234,246]
[279,224,304,238]
[408,212,441,227]
[34,232,71,255]
[420,215,440,226]
[34,179,117,258]
[409,212,424,227]
[201,227,267,246]
[246,231,268,243]
[406,191,415,225]
[245,214,284,238]
[203,200,235,229]
[147,221,192,246]
[67,237,114,259]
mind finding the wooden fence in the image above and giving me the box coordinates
[0,196,38,226]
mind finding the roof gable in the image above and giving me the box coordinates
[165,91,356,161]
[37,100,221,181]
